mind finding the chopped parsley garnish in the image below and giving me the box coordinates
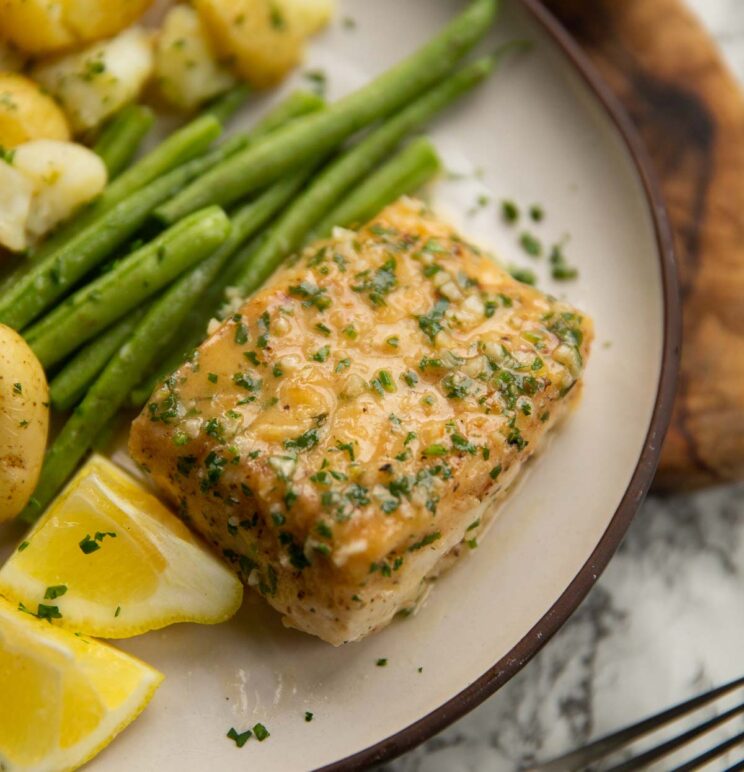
[268,1,285,29]
[352,259,397,306]
[257,311,271,348]
[311,345,330,362]
[37,603,62,621]
[305,711,314,722]
[303,68,327,96]
[253,723,270,742]
[335,358,351,373]
[44,585,67,600]
[376,658,388,667]
[336,441,355,461]
[207,372,218,383]
[227,727,252,748]
[233,318,248,345]
[490,464,502,479]
[451,433,477,454]
[549,242,579,281]
[501,200,520,223]
[423,444,447,457]
[509,266,537,286]
[529,204,545,222]
[417,299,449,342]
[79,531,117,554]
[233,371,262,392]
[17,541,29,552]
[289,281,331,311]
[519,232,542,257]
[408,532,441,551]
[12,382,22,395]
[402,370,418,388]
[284,427,321,452]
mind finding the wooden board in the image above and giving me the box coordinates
[542,0,744,490]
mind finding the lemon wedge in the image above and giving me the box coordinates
[0,454,243,638]
[0,595,162,772]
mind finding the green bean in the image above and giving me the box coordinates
[129,167,317,407]
[229,56,494,297]
[0,90,326,329]
[204,84,252,124]
[0,155,219,331]
[93,105,155,179]
[27,207,231,369]
[157,0,498,223]
[314,137,441,237]
[49,306,150,411]
[249,90,325,135]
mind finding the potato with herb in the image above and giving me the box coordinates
[194,0,306,87]
[0,73,71,148]
[33,27,154,133]
[12,139,108,246]
[155,5,237,111]
[0,0,155,56]
[277,0,336,36]
[0,325,49,522]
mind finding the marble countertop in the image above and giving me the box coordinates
[385,2,744,770]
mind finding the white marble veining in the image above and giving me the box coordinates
[385,3,744,770]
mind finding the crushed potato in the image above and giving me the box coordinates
[194,0,332,88]
[33,27,155,133]
[0,0,155,55]
[1,140,107,252]
[155,5,237,111]
[0,73,71,148]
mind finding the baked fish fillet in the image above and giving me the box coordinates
[129,197,593,645]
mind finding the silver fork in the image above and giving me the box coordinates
[529,676,744,771]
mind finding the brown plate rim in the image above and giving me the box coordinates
[320,0,682,769]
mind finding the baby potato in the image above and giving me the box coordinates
[0,159,33,252]
[12,140,107,245]
[0,0,155,56]
[275,0,335,36]
[0,324,49,522]
[0,73,71,148]
[155,5,237,111]
[194,0,305,88]
[33,27,154,133]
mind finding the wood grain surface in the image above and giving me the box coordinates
[542,0,744,490]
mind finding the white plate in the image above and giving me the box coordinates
[0,1,679,769]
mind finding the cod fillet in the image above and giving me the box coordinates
[129,197,593,645]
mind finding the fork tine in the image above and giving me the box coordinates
[672,729,744,772]
[529,676,744,771]
[606,701,744,772]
